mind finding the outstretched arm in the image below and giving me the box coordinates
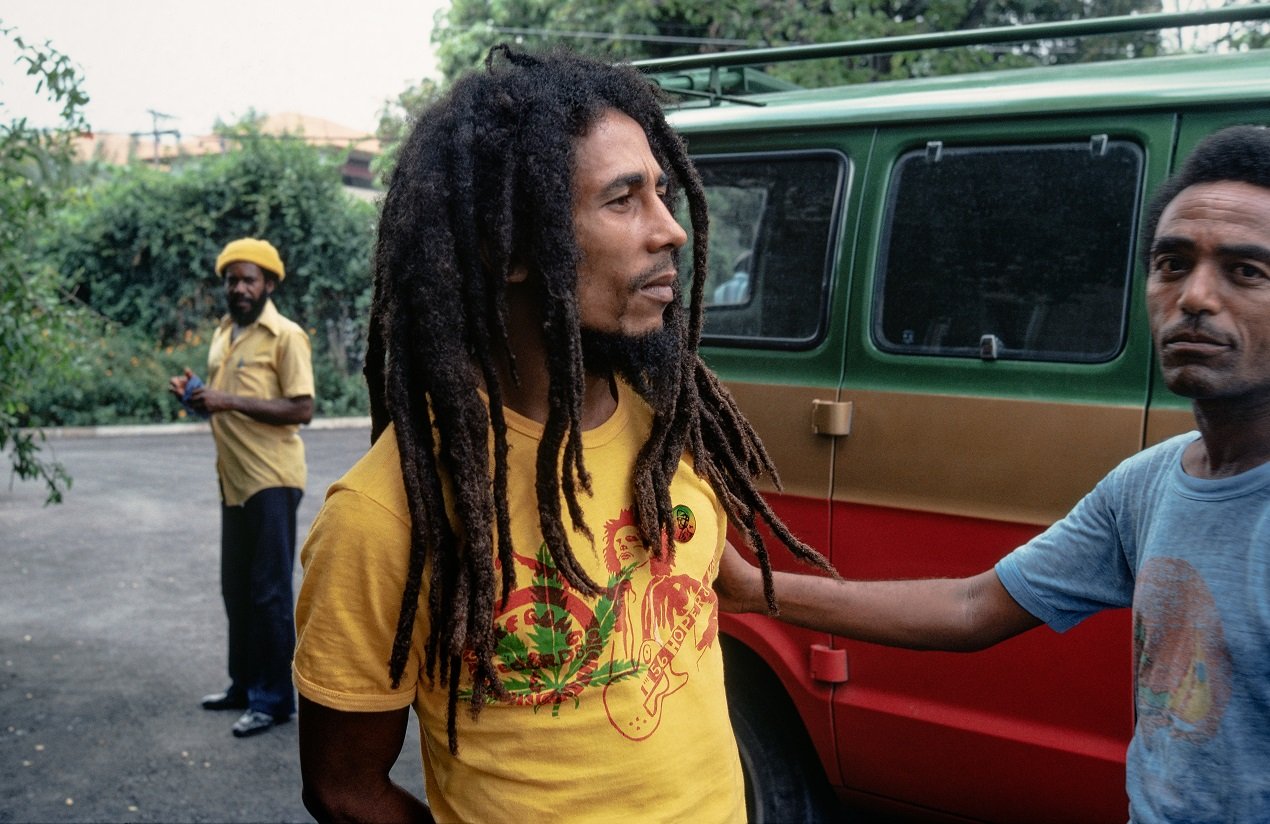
[298,696,434,824]
[715,542,1042,652]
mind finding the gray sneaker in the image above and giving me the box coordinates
[231,709,290,738]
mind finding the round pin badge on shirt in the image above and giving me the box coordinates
[672,504,696,543]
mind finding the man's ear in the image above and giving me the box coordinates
[507,263,529,284]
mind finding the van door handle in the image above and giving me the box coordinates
[812,400,853,436]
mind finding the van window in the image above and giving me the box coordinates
[874,140,1143,362]
[683,152,846,348]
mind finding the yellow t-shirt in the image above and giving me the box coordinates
[294,382,745,823]
[206,299,313,506]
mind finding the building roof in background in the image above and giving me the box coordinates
[75,111,380,165]
[256,112,380,155]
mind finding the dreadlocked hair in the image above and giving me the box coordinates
[365,45,835,754]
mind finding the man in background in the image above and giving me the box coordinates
[169,237,313,738]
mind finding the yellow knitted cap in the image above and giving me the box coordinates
[215,238,286,281]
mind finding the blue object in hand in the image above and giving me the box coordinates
[181,374,209,419]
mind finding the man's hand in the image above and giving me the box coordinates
[188,384,235,415]
[714,542,765,614]
[167,367,193,401]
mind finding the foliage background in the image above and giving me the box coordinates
[378,0,1270,179]
[34,121,378,425]
[2,22,88,501]
[430,0,1167,87]
[6,20,378,474]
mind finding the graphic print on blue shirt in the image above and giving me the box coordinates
[1133,556,1233,742]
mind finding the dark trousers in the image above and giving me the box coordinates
[221,487,302,718]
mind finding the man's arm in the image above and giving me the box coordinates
[298,696,433,824]
[716,542,1042,652]
[189,386,313,425]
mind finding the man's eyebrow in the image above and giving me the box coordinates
[1150,235,1270,265]
[1149,236,1193,257]
[598,170,669,199]
[1217,242,1270,266]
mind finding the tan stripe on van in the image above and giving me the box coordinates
[724,382,1196,528]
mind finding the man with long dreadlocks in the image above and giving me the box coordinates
[293,46,832,823]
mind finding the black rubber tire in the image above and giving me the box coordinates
[724,637,840,823]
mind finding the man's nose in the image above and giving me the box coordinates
[1178,261,1223,316]
[649,196,688,252]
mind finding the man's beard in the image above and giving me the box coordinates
[580,310,684,399]
[581,265,694,400]
[228,292,269,326]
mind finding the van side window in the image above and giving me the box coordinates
[874,140,1143,362]
[683,152,845,348]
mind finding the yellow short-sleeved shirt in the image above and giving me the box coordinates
[294,382,745,823]
[206,299,313,506]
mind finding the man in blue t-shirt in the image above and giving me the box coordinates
[717,124,1270,823]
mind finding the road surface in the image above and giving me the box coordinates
[0,424,426,823]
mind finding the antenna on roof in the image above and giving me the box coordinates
[143,109,181,164]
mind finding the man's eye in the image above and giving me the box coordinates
[1232,262,1268,281]
[1153,255,1187,275]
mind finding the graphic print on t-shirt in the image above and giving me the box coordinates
[601,506,718,740]
[459,540,639,715]
[1134,557,1233,741]
[459,504,719,739]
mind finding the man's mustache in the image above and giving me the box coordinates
[1158,317,1232,348]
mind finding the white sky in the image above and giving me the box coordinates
[1,0,449,137]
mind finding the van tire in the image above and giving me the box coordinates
[724,638,838,823]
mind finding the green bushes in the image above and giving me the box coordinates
[20,322,206,427]
[2,23,88,502]
[19,316,369,429]
[23,121,378,426]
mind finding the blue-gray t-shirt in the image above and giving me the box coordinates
[996,432,1270,823]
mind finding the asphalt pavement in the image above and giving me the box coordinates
[0,423,426,823]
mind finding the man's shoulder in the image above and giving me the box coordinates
[327,425,408,522]
[1117,431,1197,477]
[271,312,308,340]
[1088,431,1198,512]
[258,300,308,340]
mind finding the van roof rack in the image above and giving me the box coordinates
[636,3,1270,105]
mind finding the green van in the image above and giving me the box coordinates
[639,6,1270,822]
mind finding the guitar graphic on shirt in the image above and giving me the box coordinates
[605,585,706,740]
